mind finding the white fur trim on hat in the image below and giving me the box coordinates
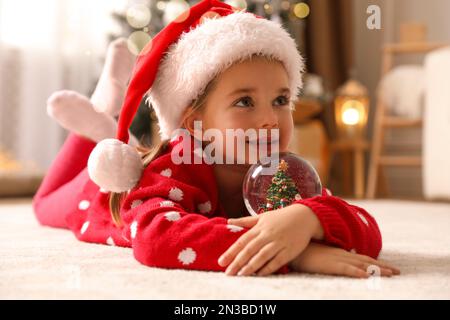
[147,11,305,140]
[87,139,143,193]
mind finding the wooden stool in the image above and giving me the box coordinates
[366,41,448,198]
[330,138,369,198]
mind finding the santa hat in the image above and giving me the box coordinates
[88,0,304,193]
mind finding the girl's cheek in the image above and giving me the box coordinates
[280,121,294,152]
[226,112,248,127]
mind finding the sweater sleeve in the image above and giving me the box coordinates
[120,175,290,274]
[293,188,382,259]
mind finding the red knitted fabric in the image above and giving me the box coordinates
[33,133,382,275]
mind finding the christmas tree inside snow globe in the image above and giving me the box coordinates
[243,152,322,216]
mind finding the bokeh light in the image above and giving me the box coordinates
[156,1,167,11]
[281,1,291,11]
[342,107,361,126]
[293,2,310,19]
[126,4,152,29]
[163,0,190,25]
[264,3,273,15]
[225,0,248,11]
[127,30,152,56]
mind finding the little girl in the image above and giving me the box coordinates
[33,0,399,278]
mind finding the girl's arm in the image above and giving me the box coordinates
[289,242,399,278]
[115,147,291,274]
[292,188,382,259]
[120,194,290,274]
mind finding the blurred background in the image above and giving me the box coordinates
[1,0,449,202]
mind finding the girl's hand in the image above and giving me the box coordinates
[218,204,323,276]
[290,242,401,278]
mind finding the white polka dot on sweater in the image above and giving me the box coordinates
[164,211,181,221]
[357,212,369,226]
[197,201,212,214]
[227,224,244,233]
[78,200,90,210]
[130,221,138,239]
[106,236,115,246]
[99,188,108,194]
[80,221,90,234]
[131,199,143,209]
[168,187,183,201]
[350,248,357,254]
[160,200,175,207]
[160,168,172,177]
[178,248,196,265]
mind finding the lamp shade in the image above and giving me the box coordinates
[334,79,369,139]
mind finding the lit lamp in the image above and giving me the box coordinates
[334,79,369,139]
[332,79,370,199]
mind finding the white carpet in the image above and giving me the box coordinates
[1,198,449,299]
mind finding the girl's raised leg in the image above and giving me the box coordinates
[33,133,97,228]
[33,90,114,228]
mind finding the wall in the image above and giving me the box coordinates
[353,0,450,198]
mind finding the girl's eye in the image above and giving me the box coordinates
[274,95,290,107]
[234,95,290,108]
[234,96,254,108]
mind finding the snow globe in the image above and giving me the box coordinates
[242,152,322,216]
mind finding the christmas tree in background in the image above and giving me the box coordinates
[259,159,302,213]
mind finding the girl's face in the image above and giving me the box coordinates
[187,56,294,164]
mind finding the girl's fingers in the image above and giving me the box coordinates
[227,216,259,228]
[356,255,401,275]
[337,263,370,279]
[342,256,396,277]
[366,261,398,276]
[225,235,268,276]
[357,261,393,277]
[373,259,400,275]
[373,266,394,277]
[218,229,259,267]
[237,242,281,277]
[256,247,290,277]
[344,250,400,275]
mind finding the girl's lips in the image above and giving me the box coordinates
[246,139,279,145]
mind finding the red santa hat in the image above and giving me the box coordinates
[88,0,304,193]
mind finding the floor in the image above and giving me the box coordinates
[1,198,449,299]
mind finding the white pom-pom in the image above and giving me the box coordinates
[87,138,143,193]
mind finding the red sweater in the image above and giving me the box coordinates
[34,134,382,275]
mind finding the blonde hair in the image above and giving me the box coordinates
[108,77,219,227]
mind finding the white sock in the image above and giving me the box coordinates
[47,91,116,142]
[47,90,139,146]
[90,38,135,117]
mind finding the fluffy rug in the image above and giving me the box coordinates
[0,198,449,299]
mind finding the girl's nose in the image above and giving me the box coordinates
[259,107,279,129]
